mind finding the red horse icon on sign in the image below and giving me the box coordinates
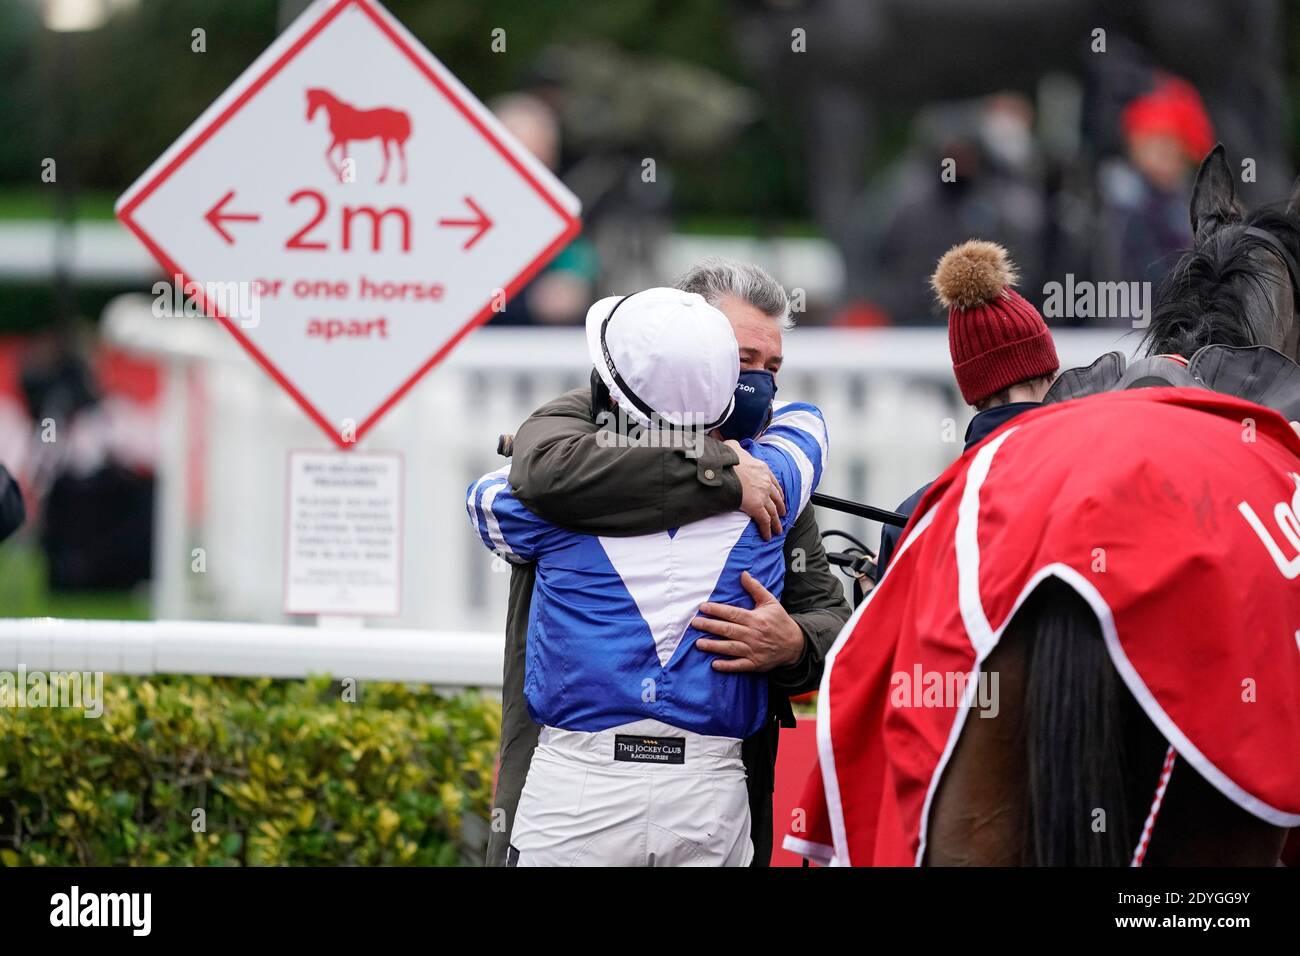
[306,88,411,184]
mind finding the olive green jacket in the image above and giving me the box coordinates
[485,388,850,866]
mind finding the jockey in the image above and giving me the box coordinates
[466,287,828,866]
[876,240,1059,576]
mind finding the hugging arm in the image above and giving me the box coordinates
[508,387,784,536]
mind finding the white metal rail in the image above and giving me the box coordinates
[96,295,1140,631]
[0,619,504,687]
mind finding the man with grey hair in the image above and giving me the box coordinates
[484,257,850,866]
[677,256,797,331]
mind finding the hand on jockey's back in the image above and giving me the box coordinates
[728,439,786,540]
[693,571,805,673]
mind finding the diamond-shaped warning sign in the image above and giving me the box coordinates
[117,0,580,447]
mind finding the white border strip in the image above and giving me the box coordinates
[781,835,835,866]
[1094,578,1300,829]
[913,432,1014,864]
[815,505,936,866]
[954,430,1016,655]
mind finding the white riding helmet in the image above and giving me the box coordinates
[585,287,739,429]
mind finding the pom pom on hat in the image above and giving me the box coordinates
[931,240,1019,309]
[930,239,1060,406]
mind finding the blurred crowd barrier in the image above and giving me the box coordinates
[100,294,1133,631]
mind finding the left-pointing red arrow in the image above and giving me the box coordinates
[204,190,261,245]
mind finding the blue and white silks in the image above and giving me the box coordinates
[467,401,828,739]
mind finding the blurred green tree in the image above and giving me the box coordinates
[0,0,805,223]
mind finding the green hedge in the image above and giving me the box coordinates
[0,675,500,866]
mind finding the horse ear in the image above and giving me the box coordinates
[1190,143,1239,238]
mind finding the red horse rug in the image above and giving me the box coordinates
[785,387,1300,866]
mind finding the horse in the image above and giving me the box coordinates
[305,88,411,184]
[923,145,1300,866]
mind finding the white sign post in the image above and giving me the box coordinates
[116,0,581,448]
[285,451,402,617]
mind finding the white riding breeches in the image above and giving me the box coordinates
[508,719,753,867]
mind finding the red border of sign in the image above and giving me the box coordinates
[117,0,581,449]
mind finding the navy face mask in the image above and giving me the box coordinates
[719,370,777,441]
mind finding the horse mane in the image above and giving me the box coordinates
[1142,204,1300,358]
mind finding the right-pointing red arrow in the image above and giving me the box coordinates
[204,190,261,245]
[438,196,492,251]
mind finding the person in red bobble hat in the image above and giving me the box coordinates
[874,239,1059,577]
[1122,74,1216,187]
[1096,72,1216,301]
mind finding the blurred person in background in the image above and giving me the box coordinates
[489,93,598,326]
[1092,73,1215,306]
[20,333,153,591]
[0,463,22,542]
[848,94,1048,326]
